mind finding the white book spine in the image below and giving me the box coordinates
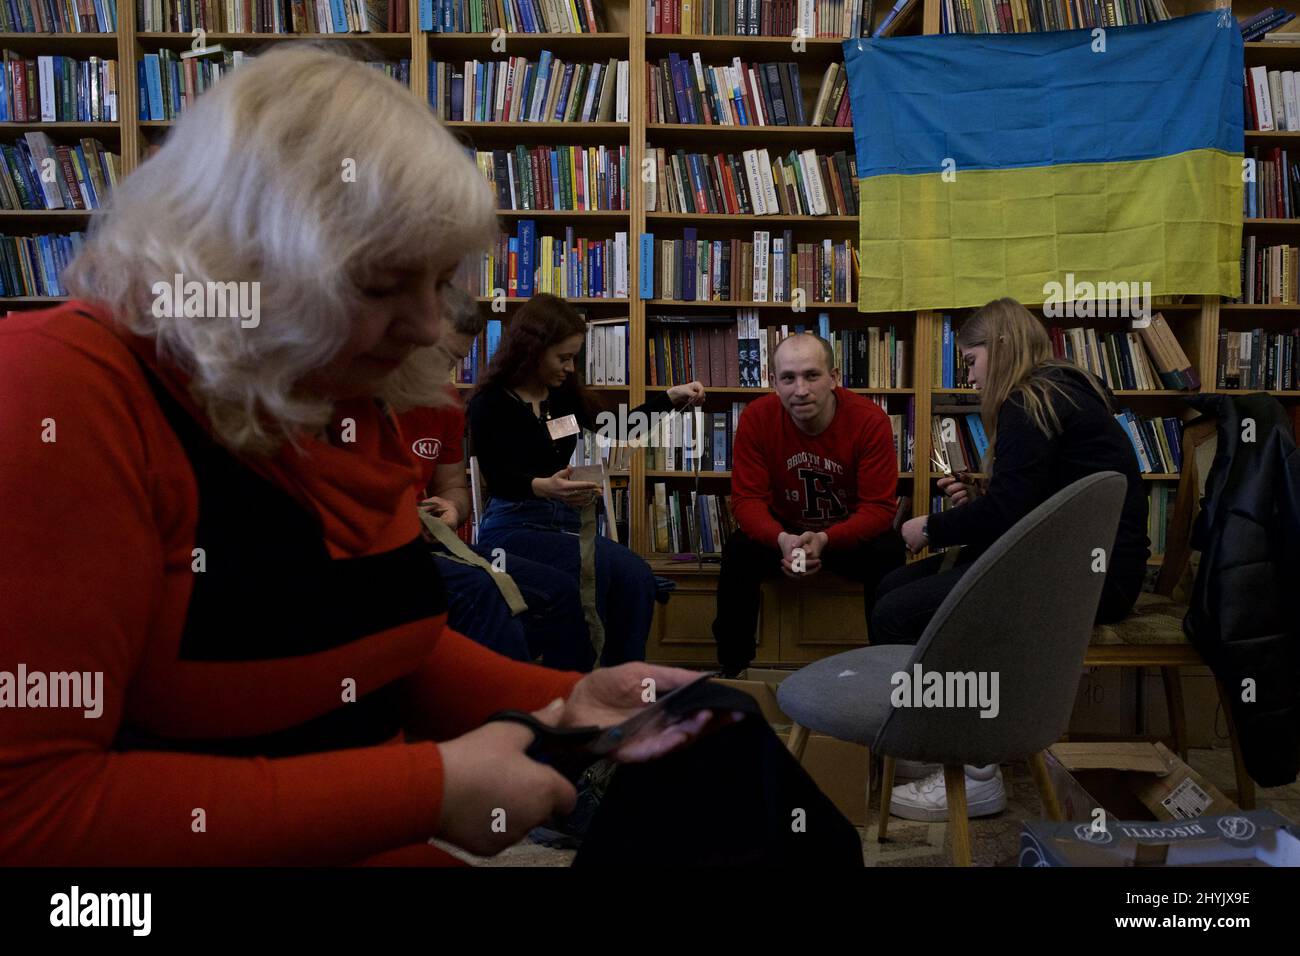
[753,230,770,303]
[38,57,56,123]
[616,60,629,123]
[1269,70,1286,131]
[757,148,781,215]
[1251,65,1275,131]
[742,149,766,215]
[1286,71,1300,131]
[614,324,627,384]
[614,231,628,298]
[802,149,829,215]
[757,310,770,388]
[798,0,815,37]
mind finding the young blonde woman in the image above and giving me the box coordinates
[876,297,1150,822]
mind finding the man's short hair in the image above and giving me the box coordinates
[446,285,487,337]
[771,332,836,374]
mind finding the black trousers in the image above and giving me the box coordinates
[869,549,1146,646]
[711,528,906,674]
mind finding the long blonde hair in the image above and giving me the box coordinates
[957,297,1111,466]
[64,44,497,452]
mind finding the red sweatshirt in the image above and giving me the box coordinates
[730,388,897,550]
[0,302,580,866]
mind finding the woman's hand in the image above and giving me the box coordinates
[667,382,706,408]
[436,699,577,856]
[531,467,601,507]
[419,495,461,528]
[936,474,975,507]
[558,664,741,762]
[901,515,929,554]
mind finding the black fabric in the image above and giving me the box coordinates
[711,527,906,674]
[111,341,445,758]
[1184,394,1300,787]
[574,682,862,866]
[467,383,674,501]
[925,364,1149,596]
[870,547,1142,646]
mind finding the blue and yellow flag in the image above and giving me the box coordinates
[844,10,1244,313]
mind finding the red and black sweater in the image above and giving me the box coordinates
[0,302,580,866]
[730,388,898,549]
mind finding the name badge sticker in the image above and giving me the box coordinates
[546,414,580,440]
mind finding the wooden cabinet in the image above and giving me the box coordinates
[647,568,869,666]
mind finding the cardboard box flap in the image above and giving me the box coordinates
[1049,742,1172,775]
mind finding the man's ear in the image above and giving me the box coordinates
[831,367,842,386]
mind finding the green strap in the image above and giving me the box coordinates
[579,500,605,664]
[420,511,529,617]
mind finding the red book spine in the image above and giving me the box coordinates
[12,62,26,123]
[738,61,758,126]
[833,87,852,126]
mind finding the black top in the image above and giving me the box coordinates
[468,383,676,501]
[927,364,1150,583]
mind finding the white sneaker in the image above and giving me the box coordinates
[892,759,940,781]
[889,764,1006,822]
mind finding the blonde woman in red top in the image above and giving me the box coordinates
[0,45,711,866]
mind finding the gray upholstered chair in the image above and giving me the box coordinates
[776,472,1128,865]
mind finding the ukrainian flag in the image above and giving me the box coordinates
[844,10,1243,313]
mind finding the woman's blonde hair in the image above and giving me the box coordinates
[64,44,497,453]
[957,297,1111,466]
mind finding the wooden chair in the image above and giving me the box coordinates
[1084,418,1255,808]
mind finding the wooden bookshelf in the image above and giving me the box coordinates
[3,0,1297,666]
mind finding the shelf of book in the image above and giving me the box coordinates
[492,209,629,219]
[424,31,632,57]
[135,31,415,50]
[644,298,860,309]
[646,122,853,146]
[0,33,119,56]
[646,212,857,225]
[2,0,1296,584]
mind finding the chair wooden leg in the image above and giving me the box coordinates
[1216,679,1256,810]
[1161,666,1189,761]
[877,755,896,843]
[1028,752,1063,822]
[786,722,810,761]
[943,764,972,867]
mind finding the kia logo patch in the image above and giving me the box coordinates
[411,438,443,461]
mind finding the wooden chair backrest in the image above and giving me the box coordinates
[1154,418,1218,601]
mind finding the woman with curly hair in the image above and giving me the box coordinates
[468,294,705,665]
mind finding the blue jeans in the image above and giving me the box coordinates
[477,498,655,666]
[432,544,593,671]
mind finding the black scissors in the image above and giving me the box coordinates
[485,672,720,778]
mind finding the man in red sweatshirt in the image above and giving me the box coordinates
[712,333,905,675]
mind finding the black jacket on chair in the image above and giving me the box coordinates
[1185,393,1300,787]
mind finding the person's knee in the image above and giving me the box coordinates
[868,588,910,645]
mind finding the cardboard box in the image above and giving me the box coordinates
[714,669,794,726]
[1067,667,1138,737]
[777,731,871,826]
[1044,741,1238,824]
[1020,810,1300,866]
[1020,741,1267,866]
[716,669,869,825]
